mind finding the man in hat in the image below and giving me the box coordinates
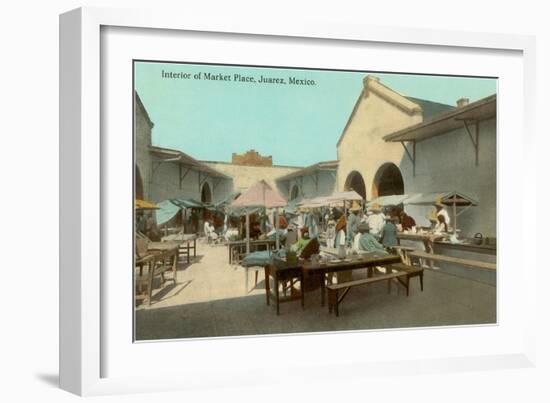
[434,199,450,228]
[346,201,361,247]
[366,203,385,239]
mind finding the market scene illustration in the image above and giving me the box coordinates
[134,61,497,340]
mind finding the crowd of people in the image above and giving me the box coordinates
[187,198,452,254]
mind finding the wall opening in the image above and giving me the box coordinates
[372,163,404,197]
[344,171,366,199]
[201,182,212,204]
[290,184,300,200]
[135,165,144,200]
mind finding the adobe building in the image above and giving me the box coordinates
[135,93,301,204]
[203,150,302,194]
[275,160,338,201]
[336,75,496,237]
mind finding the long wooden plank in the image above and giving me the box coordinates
[327,271,406,290]
[409,251,496,270]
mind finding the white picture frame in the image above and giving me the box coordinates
[60,7,537,396]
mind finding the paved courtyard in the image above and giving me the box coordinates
[135,241,496,340]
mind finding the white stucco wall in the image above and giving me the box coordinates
[284,170,336,200]
[336,77,496,238]
[400,118,497,238]
[149,157,233,203]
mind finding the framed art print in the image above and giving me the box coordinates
[60,7,536,396]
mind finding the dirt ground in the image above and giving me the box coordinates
[135,240,496,340]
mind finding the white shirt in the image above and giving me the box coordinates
[366,213,385,236]
[203,222,212,235]
[337,229,346,246]
[437,208,450,225]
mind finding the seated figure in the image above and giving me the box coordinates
[353,223,387,254]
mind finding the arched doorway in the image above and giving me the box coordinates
[344,171,366,199]
[290,184,300,200]
[201,182,212,204]
[135,165,144,200]
[372,163,404,197]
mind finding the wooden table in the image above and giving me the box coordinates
[227,239,277,264]
[160,234,197,264]
[264,253,402,314]
[303,253,403,306]
[135,244,179,305]
[264,262,304,315]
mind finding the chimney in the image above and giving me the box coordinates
[456,97,469,108]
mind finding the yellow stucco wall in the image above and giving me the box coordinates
[336,79,422,199]
[204,162,302,194]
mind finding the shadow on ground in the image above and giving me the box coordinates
[135,269,496,341]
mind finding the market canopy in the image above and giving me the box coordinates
[155,200,181,226]
[230,180,287,252]
[404,191,478,206]
[325,190,363,204]
[230,180,287,209]
[366,194,411,207]
[295,191,363,208]
[135,199,159,210]
[366,191,477,207]
[170,198,205,209]
[154,198,206,226]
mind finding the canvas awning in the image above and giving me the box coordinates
[404,191,477,206]
[169,198,205,209]
[155,200,181,226]
[135,199,159,210]
[366,194,411,207]
[231,180,287,209]
[230,180,288,252]
[326,190,363,203]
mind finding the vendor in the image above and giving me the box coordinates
[346,201,361,246]
[398,209,416,231]
[434,199,450,227]
[434,214,448,234]
[326,219,336,248]
[366,203,385,238]
[334,215,346,248]
[352,223,387,254]
[379,216,399,248]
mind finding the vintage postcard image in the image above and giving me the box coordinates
[134,61,496,341]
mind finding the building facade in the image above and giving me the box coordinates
[335,75,496,237]
[275,161,338,201]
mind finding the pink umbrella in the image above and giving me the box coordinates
[231,180,287,252]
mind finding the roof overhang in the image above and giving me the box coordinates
[383,95,496,143]
[276,160,338,182]
[150,146,230,179]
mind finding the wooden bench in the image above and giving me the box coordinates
[408,251,496,271]
[327,271,407,317]
[387,263,424,296]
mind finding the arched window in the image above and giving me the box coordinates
[372,163,404,197]
[344,171,366,199]
[201,182,212,204]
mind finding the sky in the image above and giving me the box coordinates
[135,61,497,167]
